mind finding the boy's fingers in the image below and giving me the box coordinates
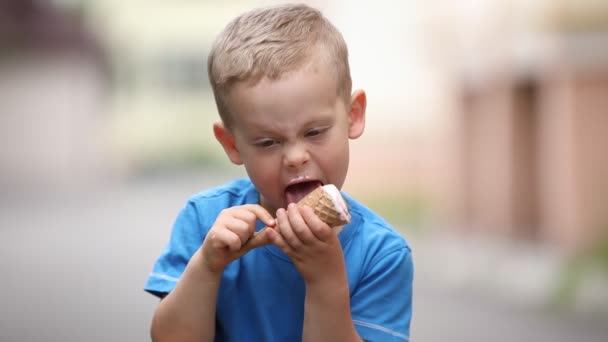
[224,216,252,242]
[242,204,276,227]
[211,229,242,251]
[240,227,272,252]
[277,207,303,249]
[300,206,332,241]
[232,209,258,226]
[287,204,315,244]
[265,226,291,254]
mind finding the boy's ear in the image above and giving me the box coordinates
[348,89,366,139]
[213,122,243,165]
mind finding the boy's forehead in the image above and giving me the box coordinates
[232,111,337,138]
[227,75,342,126]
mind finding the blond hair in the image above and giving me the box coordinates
[207,3,352,128]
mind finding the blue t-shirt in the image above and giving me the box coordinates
[145,178,413,341]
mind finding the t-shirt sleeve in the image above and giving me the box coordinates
[351,247,414,342]
[144,201,204,297]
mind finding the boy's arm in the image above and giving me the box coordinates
[150,204,276,342]
[266,204,363,342]
[151,249,221,342]
[301,254,364,342]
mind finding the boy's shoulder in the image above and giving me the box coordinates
[189,178,255,201]
[343,193,411,253]
[186,178,258,213]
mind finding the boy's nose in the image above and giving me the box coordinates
[283,143,309,168]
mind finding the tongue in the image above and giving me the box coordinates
[285,181,322,204]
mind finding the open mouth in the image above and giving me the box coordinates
[285,180,323,204]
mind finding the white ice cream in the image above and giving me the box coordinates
[322,184,351,223]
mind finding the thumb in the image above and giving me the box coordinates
[239,227,273,254]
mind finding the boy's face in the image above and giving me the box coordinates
[214,63,366,215]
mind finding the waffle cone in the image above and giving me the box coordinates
[242,185,349,251]
[297,186,349,227]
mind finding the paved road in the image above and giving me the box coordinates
[1,169,606,341]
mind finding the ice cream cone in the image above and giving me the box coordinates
[241,184,350,251]
[297,185,350,227]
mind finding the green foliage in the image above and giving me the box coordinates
[552,231,608,310]
[132,144,227,176]
[363,192,432,235]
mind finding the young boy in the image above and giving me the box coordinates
[144,4,413,341]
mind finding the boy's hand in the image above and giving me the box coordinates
[200,204,275,273]
[266,203,345,285]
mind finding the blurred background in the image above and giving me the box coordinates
[1,0,608,341]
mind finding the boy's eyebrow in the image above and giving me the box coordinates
[252,115,334,130]
[243,117,334,139]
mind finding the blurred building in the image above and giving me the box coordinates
[3,0,605,253]
[85,1,262,171]
[0,0,110,192]
[448,1,608,251]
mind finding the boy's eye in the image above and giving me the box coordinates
[305,127,327,137]
[254,139,279,148]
